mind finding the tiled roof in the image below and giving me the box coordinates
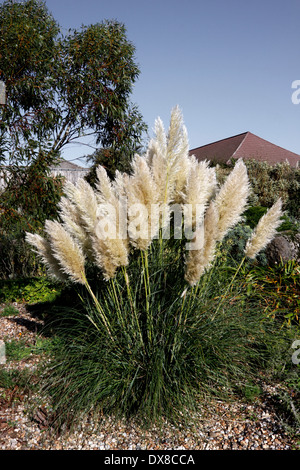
[189,132,300,168]
[50,159,86,170]
[50,159,89,184]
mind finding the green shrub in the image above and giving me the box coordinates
[244,206,268,228]
[244,206,299,235]
[245,259,300,327]
[0,277,62,304]
[5,336,56,362]
[0,163,64,279]
[222,223,254,262]
[0,226,41,280]
[277,214,300,233]
[216,160,300,219]
[5,339,33,361]
[242,381,263,402]
[245,160,300,215]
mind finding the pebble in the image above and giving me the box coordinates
[0,303,299,451]
[1,395,298,450]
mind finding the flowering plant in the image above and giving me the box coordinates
[26,107,284,425]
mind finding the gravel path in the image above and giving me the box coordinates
[0,303,299,451]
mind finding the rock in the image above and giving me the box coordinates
[265,232,300,265]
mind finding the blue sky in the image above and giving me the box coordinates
[43,0,300,164]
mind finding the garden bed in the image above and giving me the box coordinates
[0,302,299,451]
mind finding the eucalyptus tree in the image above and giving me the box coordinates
[0,0,146,277]
[0,0,146,170]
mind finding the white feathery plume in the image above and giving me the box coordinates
[126,154,160,250]
[92,231,129,280]
[62,178,98,235]
[245,198,283,259]
[172,124,192,204]
[165,107,191,203]
[184,201,219,286]
[44,219,86,284]
[57,196,91,251]
[146,106,191,207]
[184,159,218,229]
[95,165,128,243]
[58,179,100,261]
[214,159,250,241]
[146,116,167,170]
[93,165,129,279]
[113,170,130,199]
[75,178,99,233]
[25,232,67,282]
[95,165,117,204]
[62,179,80,207]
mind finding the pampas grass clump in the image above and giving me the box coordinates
[26,106,284,428]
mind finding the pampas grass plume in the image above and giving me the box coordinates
[58,196,91,251]
[92,165,130,279]
[147,106,191,206]
[245,198,283,259]
[25,232,67,282]
[185,201,219,286]
[44,220,86,284]
[214,159,250,241]
[127,154,160,250]
[184,159,217,228]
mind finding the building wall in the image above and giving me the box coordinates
[50,168,89,184]
[0,167,90,190]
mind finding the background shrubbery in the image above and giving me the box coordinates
[216,159,300,218]
[0,161,64,279]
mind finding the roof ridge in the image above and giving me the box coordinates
[231,132,250,158]
[190,131,249,152]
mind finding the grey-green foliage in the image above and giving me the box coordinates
[245,160,300,216]
[222,223,268,265]
[216,159,300,218]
